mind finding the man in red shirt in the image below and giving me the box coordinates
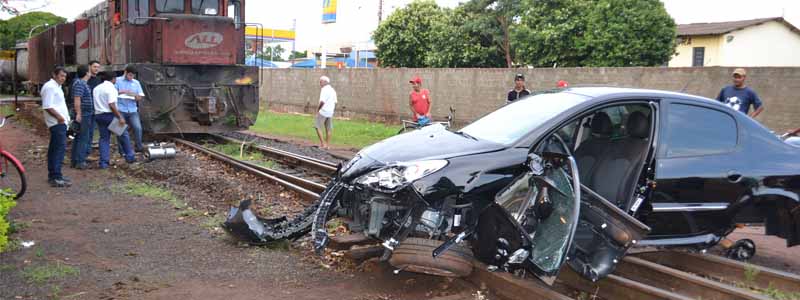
[408,76,431,124]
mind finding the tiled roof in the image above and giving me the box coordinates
[677,17,799,36]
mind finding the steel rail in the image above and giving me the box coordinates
[557,266,694,300]
[635,250,800,293]
[209,134,339,173]
[617,256,772,300]
[172,138,322,201]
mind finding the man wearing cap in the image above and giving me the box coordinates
[716,68,764,118]
[507,74,531,104]
[408,76,431,125]
[315,76,337,149]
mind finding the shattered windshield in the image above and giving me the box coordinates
[459,92,588,145]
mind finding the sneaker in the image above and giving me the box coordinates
[60,176,72,183]
[75,162,90,170]
[126,158,137,164]
[48,179,71,187]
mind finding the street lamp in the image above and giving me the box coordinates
[28,23,49,39]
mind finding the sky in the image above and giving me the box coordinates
[2,0,799,53]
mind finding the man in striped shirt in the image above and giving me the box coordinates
[70,65,94,169]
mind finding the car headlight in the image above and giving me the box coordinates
[355,160,448,192]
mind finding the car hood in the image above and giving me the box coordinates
[340,125,505,181]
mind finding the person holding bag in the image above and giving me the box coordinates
[93,71,135,169]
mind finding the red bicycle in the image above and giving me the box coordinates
[0,114,26,199]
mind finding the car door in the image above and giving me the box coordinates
[486,136,650,285]
[646,99,749,242]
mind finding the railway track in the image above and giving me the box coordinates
[171,135,800,300]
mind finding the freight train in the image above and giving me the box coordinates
[1,0,260,133]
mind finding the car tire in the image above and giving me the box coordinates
[389,237,474,277]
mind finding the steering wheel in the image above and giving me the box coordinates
[549,134,573,158]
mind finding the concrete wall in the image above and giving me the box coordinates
[721,21,800,67]
[260,67,800,132]
[669,35,723,67]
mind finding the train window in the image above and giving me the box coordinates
[155,0,184,13]
[192,0,219,15]
[128,0,149,24]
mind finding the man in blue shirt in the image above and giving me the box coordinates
[70,65,94,169]
[115,65,146,152]
[716,68,765,118]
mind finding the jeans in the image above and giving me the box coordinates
[47,124,67,180]
[96,113,135,168]
[117,111,143,152]
[70,112,95,166]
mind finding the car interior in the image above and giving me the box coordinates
[536,103,656,280]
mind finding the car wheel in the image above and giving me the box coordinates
[726,238,756,261]
[389,237,474,277]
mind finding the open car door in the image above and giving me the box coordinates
[479,151,581,285]
[477,139,651,285]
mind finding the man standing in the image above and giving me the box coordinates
[93,71,135,168]
[41,67,71,187]
[507,73,531,104]
[408,76,431,124]
[717,68,765,118]
[70,65,94,169]
[115,65,145,152]
[87,60,103,91]
[314,76,337,149]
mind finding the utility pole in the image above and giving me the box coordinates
[378,0,383,22]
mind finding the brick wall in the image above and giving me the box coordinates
[260,67,800,132]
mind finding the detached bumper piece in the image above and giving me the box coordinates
[223,183,343,245]
[222,199,287,245]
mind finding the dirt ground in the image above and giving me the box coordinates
[0,115,481,300]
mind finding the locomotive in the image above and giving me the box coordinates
[7,0,259,133]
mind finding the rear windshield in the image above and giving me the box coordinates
[192,0,219,15]
[155,0,184,13]
[459,92,588,145]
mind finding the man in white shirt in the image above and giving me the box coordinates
[93,71,135,169]
[41,67,71,187]
[314,76,337,149]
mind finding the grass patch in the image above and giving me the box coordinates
[763,284,800,300]
[250,111,398,148]
[8,220,30,235]
[207,143,277,169]
[200,214,226,230]
[22,262,79,285]
[113,182,186,209]
[177,207,204,218]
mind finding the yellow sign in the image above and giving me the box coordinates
[322,0,337,24]
[0,50,15,60]
[245,27,296,41]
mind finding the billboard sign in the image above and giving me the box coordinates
[322,0,337,24]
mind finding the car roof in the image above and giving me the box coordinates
[562,86,715,104]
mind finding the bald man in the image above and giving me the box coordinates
[314,76,337,149]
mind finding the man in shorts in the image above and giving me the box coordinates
[314,76,337,149]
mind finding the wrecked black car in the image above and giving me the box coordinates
[226,87,800,285]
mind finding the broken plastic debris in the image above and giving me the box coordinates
[21,241,35,248]
[103,229,110,233]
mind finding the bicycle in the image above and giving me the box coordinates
[0,114,27,199]
[397,106,456,134]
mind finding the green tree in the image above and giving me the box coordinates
[426,6,505,67]
[583,0,676,66]
[513,0,675,67]
[513,0,591,67]
[0,12,66,49]
[461,0,525,67]
[373,0,445,67]
[257,45,286,61]
[288,50,308,60]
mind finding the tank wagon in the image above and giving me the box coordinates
[11,0,259,133]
